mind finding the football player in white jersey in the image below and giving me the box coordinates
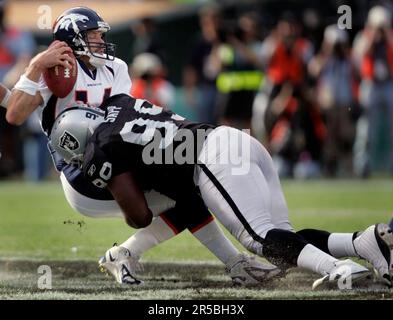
[5,6,278,285]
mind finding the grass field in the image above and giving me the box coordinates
[1,179,393,300]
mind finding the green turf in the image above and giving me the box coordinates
[1,260,392,300]
[1,179,393,300]
[0,179,392,262]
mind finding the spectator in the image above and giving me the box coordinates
[352,5,393,176]
[22,109,50,182]
[172,67,199,121]
[130,52,175,109]
[256,13,323,178]
[186,5,222,124]
[215,12,264,130]
[130,17,165,63]
[0,0,36,178]
[309,25,357,177]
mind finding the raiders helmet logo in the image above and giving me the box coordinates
[59,131,80,151]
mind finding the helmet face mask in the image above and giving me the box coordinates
[68,148,87,168]
[81,30,115,67]
[53,6,115,67]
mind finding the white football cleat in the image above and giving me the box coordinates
[353,223,393,286]
[312,259,370,290]
[225,253,282,286]
[99,245,144,285]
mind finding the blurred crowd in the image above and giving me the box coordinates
[130,3,393,180]
[1,2,393,181]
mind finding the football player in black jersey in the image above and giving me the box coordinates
[50,94,281,286]
[50,94,393,288]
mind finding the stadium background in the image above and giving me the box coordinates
[1,0,391,178]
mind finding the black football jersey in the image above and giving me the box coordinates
[82,94,216,201]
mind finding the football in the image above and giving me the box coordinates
[43,47,77,98]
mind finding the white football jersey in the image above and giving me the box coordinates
[38,56,131,135]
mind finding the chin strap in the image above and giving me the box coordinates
[88,52,106,68]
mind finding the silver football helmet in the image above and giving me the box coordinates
[50,104,105,166]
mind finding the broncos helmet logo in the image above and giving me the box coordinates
[54,13,89,33]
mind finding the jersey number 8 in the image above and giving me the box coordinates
[92,162,112,188]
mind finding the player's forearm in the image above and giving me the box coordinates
[108,172,153,228]
[116,192,153,228]
[6,89,41,125]
[6,57,44,125]
[24,57,45,82]
[5,51,52,125]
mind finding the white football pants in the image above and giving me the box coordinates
[194,126,293,255]
[60,172,175,218]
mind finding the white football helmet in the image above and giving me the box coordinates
[50,104,105,166]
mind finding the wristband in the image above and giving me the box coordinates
[14,74,39,96]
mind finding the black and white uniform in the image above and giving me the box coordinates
[38,57,175,217]
[195,126,293,254]
[83,94,293,254]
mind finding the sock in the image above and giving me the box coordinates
[120,216,176,257]
[297,244,338,276]
[296,229,330,253]
[327,233,357,258]
[263,229,308,267]
[191,219,239,265]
